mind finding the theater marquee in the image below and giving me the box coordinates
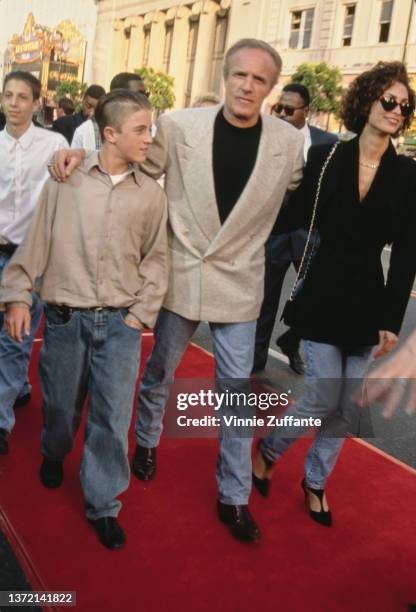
[5,12,87,99]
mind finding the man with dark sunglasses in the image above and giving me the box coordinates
[253,82,337,375]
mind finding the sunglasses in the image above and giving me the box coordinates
[273,103,307,117]
[379,95,414,118]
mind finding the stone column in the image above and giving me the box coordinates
[146,11,166,71]
[168,5,191,109]
[108,19,129,83]
[126,15,144,72]
[190,1,219,102]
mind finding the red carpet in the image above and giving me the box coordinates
[1,335,416,612]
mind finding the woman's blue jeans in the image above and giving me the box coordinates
[261,340,373,489]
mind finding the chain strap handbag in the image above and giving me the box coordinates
[281,142,339,327]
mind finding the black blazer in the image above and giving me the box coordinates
[51,111,85,144]
[279,136,416,346]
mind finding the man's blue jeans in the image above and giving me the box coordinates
[260,340,373,489]
[0,252,43,433]
[135,308,256,505]
[39,306,141,520]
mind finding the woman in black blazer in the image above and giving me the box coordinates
[252,61,416,526]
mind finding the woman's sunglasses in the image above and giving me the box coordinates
[379,95,414,118]
[273,103,307,117]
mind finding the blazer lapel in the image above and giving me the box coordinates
[205,115,284,253]
[178,106,222,243]
[315,138,351,210]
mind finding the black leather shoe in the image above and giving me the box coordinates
[277,341,305,375]
[217,501,260,542]
[0,429,9,455]
[89,517,126,550]
[40,458,64,488]
[132,444,156,481]
[14,393,31,408]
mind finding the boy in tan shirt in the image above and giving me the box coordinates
[0,90,168,550]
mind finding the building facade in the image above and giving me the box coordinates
[1,1,415,111]
[93,0,416,109]
[266,0,416,86]
[92,0,242,108]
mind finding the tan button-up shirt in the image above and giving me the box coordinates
[0,152,168,329]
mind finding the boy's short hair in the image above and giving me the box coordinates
[58,97,75,115]
[95,90,151,140]
[110,72,144,91]
[3,71,41,100]
[84,84,106,100]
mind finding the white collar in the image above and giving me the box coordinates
[299,123,311,138]
[1,122,36,152]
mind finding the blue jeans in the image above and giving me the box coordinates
[39,306,141,520]
[135,308,256,505]
[0,252,43,433]
[261,340,373,489]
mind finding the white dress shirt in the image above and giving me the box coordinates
[71,119,98,150]
[0,123,67,244]
[300,123,312,162]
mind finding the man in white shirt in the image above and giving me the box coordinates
[253,83,337,375]
[0,71,67,454]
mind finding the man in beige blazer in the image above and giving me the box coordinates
[132,39,303,543]
[50,39,304,543]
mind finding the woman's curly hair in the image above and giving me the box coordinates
[341,61,415,135]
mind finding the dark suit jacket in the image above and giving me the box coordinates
[278,137,416,346]
[309,125,338,147]
[52,111,85,144]
[270,125,338,261]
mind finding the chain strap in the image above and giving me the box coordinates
[288,142,339,302]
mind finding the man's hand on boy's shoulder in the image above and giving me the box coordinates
[124,314,144,331]
[48,148,86,182]
[4,305,31,343]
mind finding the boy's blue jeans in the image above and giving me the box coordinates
[39,305,141,520]
[0,251,43,433]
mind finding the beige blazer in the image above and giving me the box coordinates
[143,104,304,323]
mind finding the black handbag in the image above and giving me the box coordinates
[281,142,339,327]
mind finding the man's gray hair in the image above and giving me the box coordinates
[223,39,282,86]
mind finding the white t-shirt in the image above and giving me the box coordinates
[109,171,132,186]
[300,123,312,162]
[71,119,99,150]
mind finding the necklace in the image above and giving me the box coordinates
[359,160,379,170]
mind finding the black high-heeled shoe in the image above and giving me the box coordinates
[252,443,274,498]
[301,479,332,527]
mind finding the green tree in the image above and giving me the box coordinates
[135,67,175,112]
[291,62,343,116]
[54,80,86,110]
